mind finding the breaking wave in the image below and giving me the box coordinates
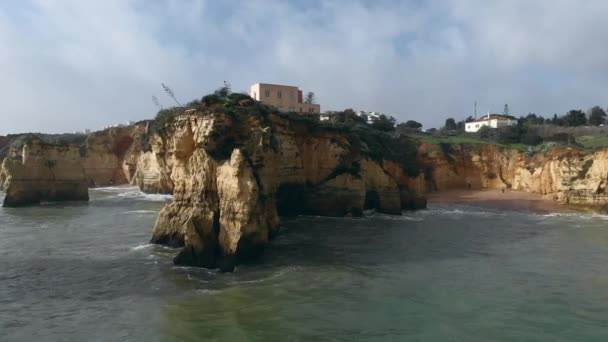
[91,186,173,202]
[121,210,158,214]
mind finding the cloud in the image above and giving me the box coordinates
[1,0,608,134]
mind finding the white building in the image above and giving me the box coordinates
[465,114,517,133]
[358,111,380,124]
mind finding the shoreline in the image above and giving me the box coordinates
[426,189,577,214]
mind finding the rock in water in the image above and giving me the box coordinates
[1,136,89,207]
[147,108,426,271]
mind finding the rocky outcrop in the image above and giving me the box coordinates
[419,143,608,210]
[0,135,14,189]
[0,122,155,206]
[81,123,151,187]
[131,134,174,194]
[1,137,88,206]
[148,110,425,271]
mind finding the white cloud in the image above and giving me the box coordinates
[1,0,608,134]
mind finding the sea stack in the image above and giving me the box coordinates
[146,95,426,271]
[1,135,89,207]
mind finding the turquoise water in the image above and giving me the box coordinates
[1,187,608,341]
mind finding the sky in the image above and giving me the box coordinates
[2,0,608,134]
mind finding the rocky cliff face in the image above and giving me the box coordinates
[148,109,425,271]
[1,137,89,206]
[0,123,153,206]
[419,143,608,210]
[81,124,151,187]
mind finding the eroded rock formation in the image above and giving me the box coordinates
[419,143,608,210]
[0,122,153,206]
[147,110,425,271]
[1,136,89,206]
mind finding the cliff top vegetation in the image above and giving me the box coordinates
[432,108,608,151]
[151,86,422,177]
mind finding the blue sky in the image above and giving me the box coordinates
[2,0,608,134]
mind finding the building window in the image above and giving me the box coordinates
[253,92,257,99]
[309,108,314,113]
[290,91,295,101]
[289,106,295,112]
[277,90,282,99]
[299,107,302,112]
[277,106,284,112]
[265,90,270,97]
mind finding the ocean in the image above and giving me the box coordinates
[1,186,608,341]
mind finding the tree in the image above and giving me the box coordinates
[563,109,587,126]
[214,81,232,97]
[477,125,493,139]
[504,104,510,116]
[329,108,366,125]
[305,92,315,104]
[444,118,458,130]
[161,83,182,106]
[151,95,162,110]
[521,127,542,145]
[370,114,397,132]
[457,120,465,131]
[521,113,545,126]
[404,120,422,130]
[496,126,520,144]
[589,106,606,126]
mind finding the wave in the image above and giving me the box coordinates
[195,289,222,295]
[542,212,608,220]
[94,190,173,202]
[421,208,506,217]
[90,185,141,192]
[114,190,173,201]
[121,210,158,214]
[131,243,154,251]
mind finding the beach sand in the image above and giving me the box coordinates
[426,189,576,214]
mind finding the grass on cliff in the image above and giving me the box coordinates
[151,89,275,134]
[576,135,608,149]
[412,134,529,151]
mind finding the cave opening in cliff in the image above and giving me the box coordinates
[364,190,380,211]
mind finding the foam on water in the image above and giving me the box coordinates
[422,207,506,217]
[115,191,173,202]
[89,186,141,192]
[131,243,154,251]
[121,210,158,214]
[89,185,173,202]
[542,212,608,221]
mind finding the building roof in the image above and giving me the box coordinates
[468,114,515,123]
[251,82,299,89]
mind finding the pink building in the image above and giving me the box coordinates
[250,83,321,113]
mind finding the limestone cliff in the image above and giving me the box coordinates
[0,122,155,206]
[419,143,608,210]
[148,108,425,271]
[131,133,174,194]
[1,136,88,206]
[0,135,14,189]
[80,123,152,187]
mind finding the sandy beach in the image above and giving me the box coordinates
[426,189,576,214]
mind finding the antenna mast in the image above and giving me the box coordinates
[474,100,477,118]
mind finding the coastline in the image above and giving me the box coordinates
[426,189,577,214]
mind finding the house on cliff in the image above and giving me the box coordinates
[465,114,517,133]
[250,83,320,113]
